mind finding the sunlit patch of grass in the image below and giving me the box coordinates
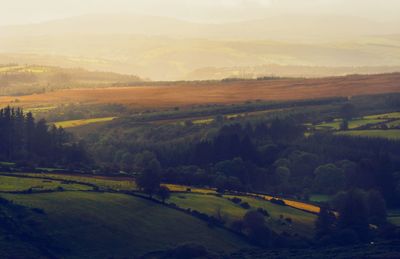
[246,193,321,214]
[309,194,332,203]
[25,106,57,114]
[15,173,136,191]
[192,118,214,125]
[0,175,92,192]
[170,193,316,237]
[316,118,386,130]
[364,112,400,120]
[52,117,117,128]
[163,184,216,194]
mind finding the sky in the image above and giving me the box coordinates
[1,0,400,26]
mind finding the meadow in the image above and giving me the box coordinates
[1,192,249,257]
[315,118,386,130]
[0,175,92,192]
[169,193,316,237]
[52,117,117,128]
[16,173,136,191]
[313,111,400,140]
[10,172,321,214]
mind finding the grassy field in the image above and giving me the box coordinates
[316,118,386,130]
[15,173,136,191]
[309,195,333,203]
[52,117,117,128]
[0,175,92,192]
[9,172,321,214]
[25,106,57,114]
[336,130,400,140]
[1,73,399,109]
[1,192,250,257]
[385,120,400,128]
[388,210,400,226]
[164,184,216,194]
[170,193,317,237]
[365,112,400,120]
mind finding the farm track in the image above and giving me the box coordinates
[1,73,399,108]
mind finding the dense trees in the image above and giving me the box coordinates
[136,152,162,197]
[313,164,345,194]
[0,106,86,166]
[316,188,389,245]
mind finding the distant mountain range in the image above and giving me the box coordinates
[1,14,399,41]
[0,14,399,80]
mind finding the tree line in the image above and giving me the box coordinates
[0,106,87,167]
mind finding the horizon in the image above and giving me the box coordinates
[1,0,400,26]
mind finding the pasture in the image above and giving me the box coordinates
[15,173,136,191]
[170,193,317,237]
[0,175,92,192]
[316,118,386,130]
[309,194,332,203]
[1,192,249,257]
[336,130,400,140]
[0,73,399,109]
[52,117,117,128]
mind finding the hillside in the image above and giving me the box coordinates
[1,73,399,109]
[0,64,142,95]
[0,14,399,80]
[1,14,398,40]
[1,191,250,258]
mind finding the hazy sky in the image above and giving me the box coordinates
[1,0,400,25]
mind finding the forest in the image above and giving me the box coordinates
[0,106,87,167]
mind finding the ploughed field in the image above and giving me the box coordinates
[1,73,399,109]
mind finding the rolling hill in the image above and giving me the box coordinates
[1,73,399,109]
[0,64,142,95]
[0,14,399,80]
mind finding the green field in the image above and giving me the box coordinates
[0,161,15,166]
[316,118,386,130]
[170,193,316,237]
[309,194,332,203]
[336,129,400,140]
[388,210,400,226]
[385,120,400,128]
[14,173,136,191]
[365,112,400,120]
[1,192,249,258]
[0,175,92,192]
[52,117,117,128]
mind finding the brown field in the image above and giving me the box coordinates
[1,73,400,109]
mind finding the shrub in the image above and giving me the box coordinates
[270,198,286,206]
[257,208,270,217]
[231,220,244,232]
[31,208,45,215]
[230,197,242,204]
[240,202,251,209]
[334,229,360,246]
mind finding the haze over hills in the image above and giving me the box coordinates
[0,14,399,80]
[1,13,399,40]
